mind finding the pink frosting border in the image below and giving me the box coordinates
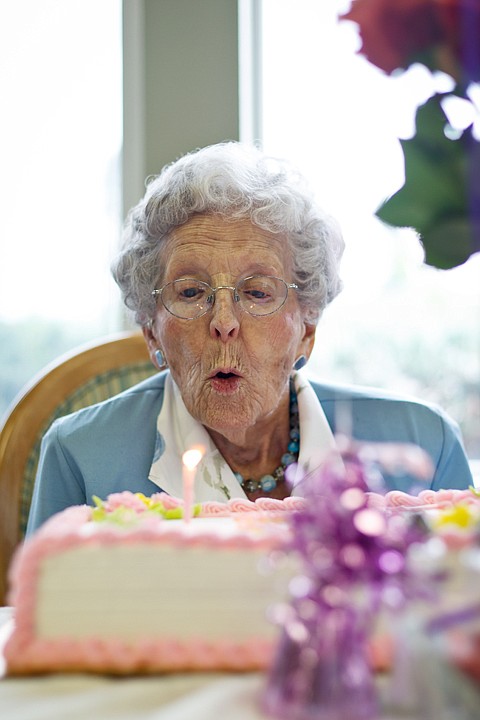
[147,492,307,515]
[137,488,480,516]
[366,488,478,510]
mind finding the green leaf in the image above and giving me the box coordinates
[421,218,474,269]
[375,93,478,268]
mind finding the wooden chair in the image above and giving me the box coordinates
[0,331,157,605]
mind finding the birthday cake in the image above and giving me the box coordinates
[4,483,480,678]
[4,492,300,676]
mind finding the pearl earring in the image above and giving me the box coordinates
[293,355,307,371]
[154,349,166,368]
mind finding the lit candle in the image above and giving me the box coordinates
[182,448,203,523]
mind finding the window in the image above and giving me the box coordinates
[260,0,480,464]
[0,0,122,415]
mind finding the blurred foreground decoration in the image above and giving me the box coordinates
[262,446,433,720]
[341,0,480,269]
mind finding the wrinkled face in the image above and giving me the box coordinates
[144,215,316,441]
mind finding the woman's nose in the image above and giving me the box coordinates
[209,288,240,341]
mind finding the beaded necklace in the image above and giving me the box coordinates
[234,379,300,494]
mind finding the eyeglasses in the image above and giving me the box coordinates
[151,275,298,320]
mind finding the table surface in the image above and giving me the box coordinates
[0,606,270,720]
[1,606,479,720]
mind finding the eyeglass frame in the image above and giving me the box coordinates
[151,275,299,320]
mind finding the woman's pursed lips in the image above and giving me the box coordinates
[208,368,243,394]
[208,367,243,379]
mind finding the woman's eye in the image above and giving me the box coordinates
[179,286,204,300]
[246,289,270,300]
[242,282,275,303]
[172,282,206,302]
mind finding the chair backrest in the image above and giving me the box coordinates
[0,331,156,605]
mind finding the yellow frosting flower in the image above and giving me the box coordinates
[432,502,480,530]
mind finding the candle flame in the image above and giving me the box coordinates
[182,448,203,471]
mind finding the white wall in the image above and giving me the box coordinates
[122,0,240,216]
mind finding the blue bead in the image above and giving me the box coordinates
[234,471,244,485]
[288,440,299,453]
[260,474,276,491]
[281,453,296,466]
[289,428,300,441]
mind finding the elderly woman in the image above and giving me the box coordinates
[27,143,473,533]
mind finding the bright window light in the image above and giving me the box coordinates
[0,0,122,413]
[260,0,480,461]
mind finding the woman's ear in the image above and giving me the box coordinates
[142,323,166,368]
[298,322,316,362]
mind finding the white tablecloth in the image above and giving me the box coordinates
[1,607,479,720]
